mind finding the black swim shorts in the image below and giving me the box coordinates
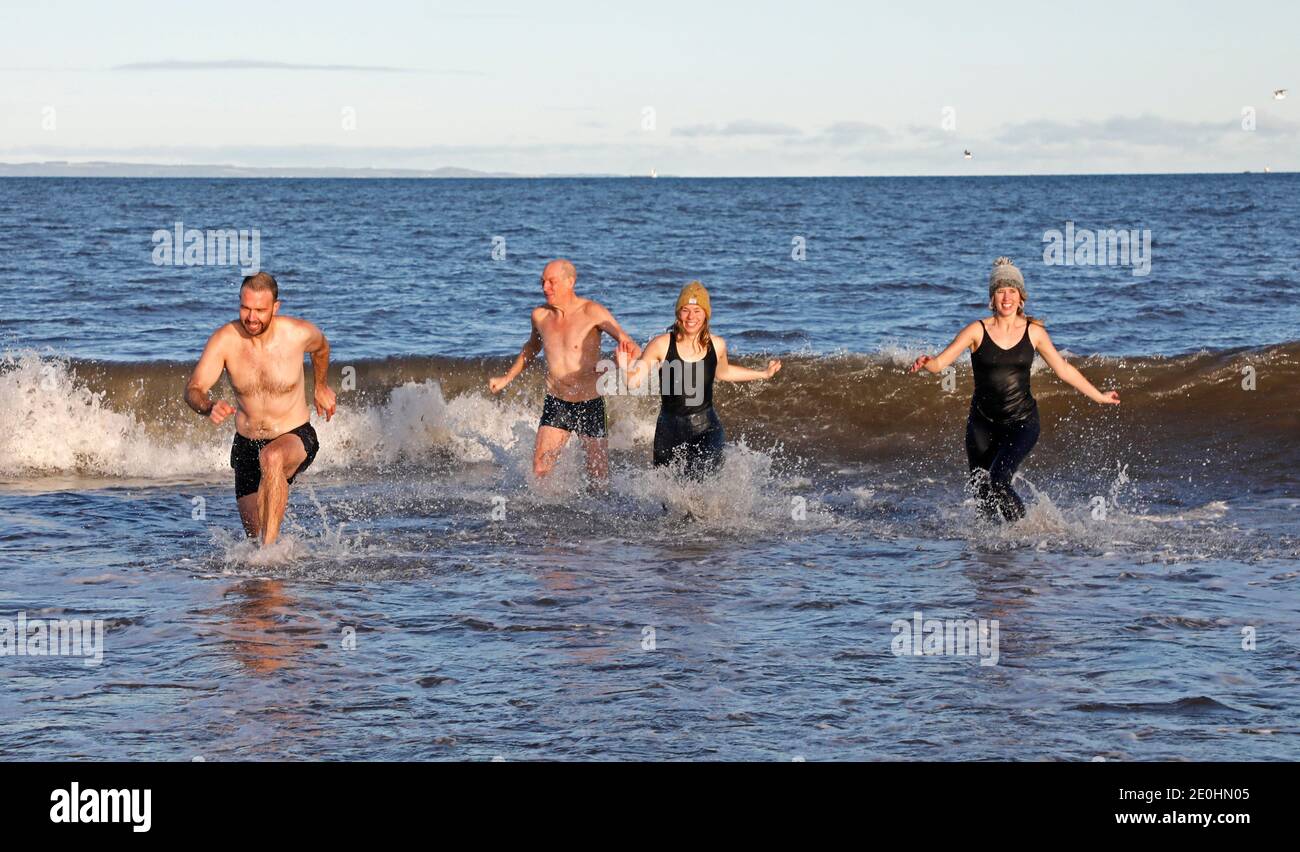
[230,422,320,499]
[539,394,607,438]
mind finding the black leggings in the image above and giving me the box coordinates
[653,408,725,479]
[965,407,1039,522]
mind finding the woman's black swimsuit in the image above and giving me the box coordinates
[653,335,724,478]
[966,320,1039,522]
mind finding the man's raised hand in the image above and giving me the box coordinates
[209,400,236,425]
[314,384,337,421]
[617,337,641,363]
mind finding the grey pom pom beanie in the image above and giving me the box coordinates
[988,256,1026,299]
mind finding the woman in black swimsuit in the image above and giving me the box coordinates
[621,281,781,478]
[911,258,1120,522]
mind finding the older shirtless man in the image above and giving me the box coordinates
[489,259,640,481]
[184,272,337,545]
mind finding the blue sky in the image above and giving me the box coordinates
[0,0,1296,175]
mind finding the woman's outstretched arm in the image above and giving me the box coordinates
[910,321,983,374]
[714,336,781,382]
[1029,326,1120,404]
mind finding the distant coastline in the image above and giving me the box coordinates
[0,161,1291,178]
[0,161,627,178]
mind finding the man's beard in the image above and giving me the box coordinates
[242,319,268,336]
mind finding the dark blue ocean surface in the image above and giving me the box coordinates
[2,174,1296,361]
[1,176,1297,762]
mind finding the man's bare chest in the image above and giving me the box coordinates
[539,317,598,354]
[227,347,304,397]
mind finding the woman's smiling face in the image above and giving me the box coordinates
[992,286,1022,317]
[678,304,706,332]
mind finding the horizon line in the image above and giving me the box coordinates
[0,161,1295,180]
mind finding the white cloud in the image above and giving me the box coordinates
[109,59,480,74]
[673,120,804,138]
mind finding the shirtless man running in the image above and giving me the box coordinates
[489,259,640,482]
[184,272,337,545]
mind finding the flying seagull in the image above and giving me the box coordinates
[1274,89,1288,100]
[963,150,973,159]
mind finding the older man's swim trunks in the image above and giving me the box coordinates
[539,395,607,438]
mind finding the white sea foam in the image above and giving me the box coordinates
[0,352,224,477]
[315,379,536,469]
[960,470,1244,560]
[0,353,544,479]
[611,438,837,533]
